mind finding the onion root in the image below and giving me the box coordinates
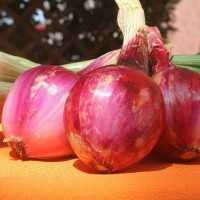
[3,137,28,159]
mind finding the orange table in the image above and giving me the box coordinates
[0,125,200,200]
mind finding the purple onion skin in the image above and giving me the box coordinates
[2,65,79,159]
[77,33,149,78]
[148,27,200,161]
[65,66,165,173]
[117,33,149,75]
[77,50,120,77]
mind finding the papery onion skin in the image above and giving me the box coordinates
[77,33,149,77]
[2,65,79,159]
[77,50,120,77]
[117,33,149,75]
[148,27,200,161]
[65,66,165,173]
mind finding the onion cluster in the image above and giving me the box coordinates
[2,0,199,174]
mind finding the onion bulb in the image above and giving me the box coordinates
[148,26,200,161]
[65,66,165,173]
[64,0,165,173]
[2,65,79,159]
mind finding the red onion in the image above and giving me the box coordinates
[2,65,79,159]
[147,26,200,161]
[64,0,165,173]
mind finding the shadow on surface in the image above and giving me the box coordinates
[0,132,7,148]
[172,156,200,165]
[73,159,98,174]
[8,148,77,162]
[73,153,173,174]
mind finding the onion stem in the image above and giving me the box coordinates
[0,81,13,121]
[1,51,200,83]
[178,66,200,73]
[62,59,94,72]
[115,0,145,45]
[0,81,13,102]
[115,0,149,74]
[171,55,200,69]
[0,52,38,82]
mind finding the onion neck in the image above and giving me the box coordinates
[147,26,174,74]
[115,0,149,75]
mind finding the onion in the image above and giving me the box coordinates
[64,0,165,173]
[147,26,200,161]
[2,65,79,159]
[65,66,165,173]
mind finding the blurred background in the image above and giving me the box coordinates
[0,0,199,65]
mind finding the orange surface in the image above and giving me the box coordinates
[1,125,200,200]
